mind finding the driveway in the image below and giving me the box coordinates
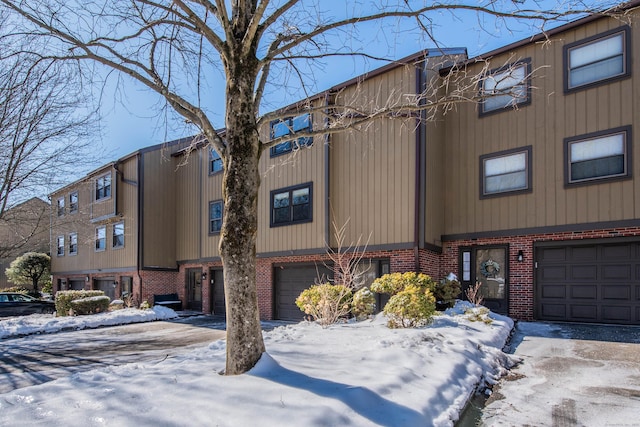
[0,316,228,393]
[479,322,640,427]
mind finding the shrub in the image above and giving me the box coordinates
[383,284,436,328]
[431,276,462,310]
[371,272,435,295]
[55,290,106,316]
[70,295,111,315]
[109,299,125,311]
[465,306,492,324]
[352,287,376,320]
[295,283,353,327]
[1,286,29,294]
[140,300,150,310]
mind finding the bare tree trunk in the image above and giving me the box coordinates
[219,43,266,375]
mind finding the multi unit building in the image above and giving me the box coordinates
[51,4,640,324]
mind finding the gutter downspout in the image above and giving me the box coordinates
[324,93,332,248]
[414,59,427,272]
[136,153,144,303]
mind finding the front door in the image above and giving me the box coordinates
[459,245,509,315]
[186,268,203,311]
[210,269,225,317]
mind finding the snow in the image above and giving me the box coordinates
[0,302,516,426]
[0,306,178,339]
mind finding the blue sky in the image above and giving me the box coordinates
[96,2,603,160]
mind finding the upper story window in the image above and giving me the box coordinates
[95,226,106,251]
[69,232,78,255]
[564,26,630,92]
[209,148,223,174]
[95,174,112,201]
[112,222,125,248]
[69,191,78,214]
[209,200,223,234]
[270,182,313,227]
[480,146,532,198]
[480,59,531,115]
[56,197,65,216]
[270,113,313,157]
[564,126,631,186]
[56,235,65,256]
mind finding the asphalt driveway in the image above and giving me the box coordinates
[479,321,640,427]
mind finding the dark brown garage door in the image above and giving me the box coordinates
[536,240,640,325]
[274,264,332,321]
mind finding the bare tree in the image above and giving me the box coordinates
[0,0,620,374]
[0,14,98,228]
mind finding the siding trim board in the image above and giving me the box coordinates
[442,219,640,241]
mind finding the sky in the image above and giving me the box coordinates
[0,302,517,426]
[95,1,602,160]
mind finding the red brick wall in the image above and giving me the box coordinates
[442,226,640,321]
[139,269,180,307]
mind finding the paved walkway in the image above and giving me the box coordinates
[480,322,640,427]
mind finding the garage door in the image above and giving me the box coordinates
[536,241,640,324]
[274,264,332,321]
[94,278,116,300]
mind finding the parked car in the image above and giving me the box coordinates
[0,292,56,317]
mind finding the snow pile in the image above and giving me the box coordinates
[0,303,515,427]
[0,306,178,339]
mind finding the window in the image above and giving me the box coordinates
[480,146,532,198]
[564,26,630,92]
[480,59,531,115]
[56,236,65,256]
[95,226,106,251]
[69,191,78,214]
[112,222,124,248]
[270,182,312,227]
[270,113,313,157]
[209,200,223,234]
[69,233,78,255]
[209,149,223,174]
[57,197,65,216]
[564,126,631,186]
[95,174,112,201]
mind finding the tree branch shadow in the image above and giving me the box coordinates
[248,353,424,427]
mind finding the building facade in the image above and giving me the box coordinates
[51,4,640,325]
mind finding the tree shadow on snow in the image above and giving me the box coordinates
[248,353,424,427]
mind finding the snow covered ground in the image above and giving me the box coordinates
[0,302,516,426]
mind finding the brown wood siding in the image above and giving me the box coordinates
[51,157,139,273]
[257,110,326,253]
[330,65,417,247]
[443,15,640,236]
[201,150,223,258]
[175,151,201,261]
[141,149,177,268]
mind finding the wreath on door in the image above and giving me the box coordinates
[480,259,500,277]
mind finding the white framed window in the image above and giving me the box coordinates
[270,113,313,157]
[56,235,65,256]
[95,173,112,201]
[69,191,78,214]
[57,197,65,216]
[270,182,313,226]
[564,26,630,92]
[480,59,531,115]
[209,200,223,234]
[69,232,78,255]
[564,126,631,185]
[480,146,532,197]
[112,222,125,248]
[95,226,106,251]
